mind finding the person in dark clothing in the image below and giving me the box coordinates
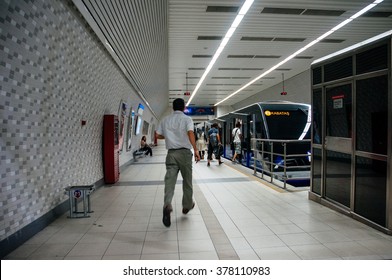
[207,123,223,167]
[139,135,152,156]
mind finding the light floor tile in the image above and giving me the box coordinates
[88,223,121,233]
[323,241,382,259]
[118,222,149,232]
[246,235,286,249]
[141,253,179,260]
[64,255,102,260]
[66,242,110,257]
[142,240,179,254]
[3,244,40,259]
[229,237,252,250]
[45,232,85,244]
[289,244,341,260]
[179,239,215,253]
[78,231,116,244]
[105,241,144,256]
[5,142,390,261]
[255,246,301,260]
[180,251,219,260]
[309,230,352,244]
[295,221,334,232]
[145,230,178,242]
[28,243,75,259]
[356,239,392,257]
[235,249,260,260]
[24,232,57,245]
[102,255,140,260]
[177,229,210,241]
[278,232,320,246]
[239,225,275,237]
[268,223,304,235]
[111,231,146,243]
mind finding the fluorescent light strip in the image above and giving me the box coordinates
[186,0,254,106]
[215,0,384,106]
[312,29,392,64]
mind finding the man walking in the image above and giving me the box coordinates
[156,98,200,227]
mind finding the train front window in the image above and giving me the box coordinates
[264,109,309,140]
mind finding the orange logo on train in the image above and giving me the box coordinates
[264,110,290,116]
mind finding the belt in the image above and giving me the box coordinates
[168,148,189,151]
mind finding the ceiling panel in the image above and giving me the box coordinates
[169,0,392,107]
[79,0,168,118]
[74,0,392,118]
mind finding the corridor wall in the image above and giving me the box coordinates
[0,0,157,256]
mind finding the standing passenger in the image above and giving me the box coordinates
[231,122,242,163]
[156,98,200,227]
[207,123,223,167]
[195,128,207,159]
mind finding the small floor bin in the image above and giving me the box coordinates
[64,185,95,218]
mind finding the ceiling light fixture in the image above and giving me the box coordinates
[215,0,384,106]
[312,29,392,64]
[186,0,254,106]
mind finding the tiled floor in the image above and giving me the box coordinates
[4,140,392,260]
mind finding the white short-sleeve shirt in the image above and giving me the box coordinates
[232,127,242,143]
[157,111,194,150]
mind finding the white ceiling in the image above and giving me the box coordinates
[76,0,392,119]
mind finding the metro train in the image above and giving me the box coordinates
[215,101,312,186]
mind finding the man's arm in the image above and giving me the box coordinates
[187,130,200,162]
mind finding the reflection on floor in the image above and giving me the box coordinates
[4,141,392,260]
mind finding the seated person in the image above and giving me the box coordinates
[139,135,152,156]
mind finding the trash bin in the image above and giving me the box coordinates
[64,185,95,218]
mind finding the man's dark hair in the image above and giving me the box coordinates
[173,98,185,111]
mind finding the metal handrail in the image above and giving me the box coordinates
[251,138,311,189]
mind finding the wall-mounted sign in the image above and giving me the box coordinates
[184,107,214,116]
[332,94,344,109]
[333,98,343,109]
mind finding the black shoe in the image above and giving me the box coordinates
[219,161,223,165]
[207,162,210,167]
[182,202,195,215]
[162,206,172,227]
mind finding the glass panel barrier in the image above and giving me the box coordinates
[356,75,388,155]
[355,156,387,227]
[311,148,322,195]
[326,84,352,138]
[312,88,322,144]
[325,151,351,207]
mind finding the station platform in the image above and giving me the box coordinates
[4,140,392,260]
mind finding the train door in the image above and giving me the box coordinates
[223,120,233,159]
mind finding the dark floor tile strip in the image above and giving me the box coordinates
[132,162,166,165]
[193,184,239,260]
[116,177,250,187]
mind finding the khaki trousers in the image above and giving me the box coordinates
[164,149,193,210]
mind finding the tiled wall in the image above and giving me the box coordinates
[0,0,156,242]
